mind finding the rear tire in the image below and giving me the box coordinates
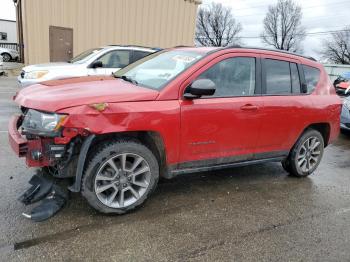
[286,129,324,177]
[81,139,159,214]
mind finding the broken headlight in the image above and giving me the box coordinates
[22,109,67,137]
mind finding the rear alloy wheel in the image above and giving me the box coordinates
[82,140,159,214]
[287,129,324,177]
[1,53,11,62]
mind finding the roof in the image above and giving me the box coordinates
[172,46,218,54]
[105,45,162,51]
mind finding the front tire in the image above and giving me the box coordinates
[81,139,159,214]
[287,129,324,177]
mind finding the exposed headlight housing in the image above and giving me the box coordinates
[24,70,49,79]
[22,109,67,137]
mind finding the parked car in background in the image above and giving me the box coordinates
[0,47,19,62]
[0,55,4,76]
[18,45,161,87]
[341,97,350,131]
[333,73,350,96]
[9,47,341,219]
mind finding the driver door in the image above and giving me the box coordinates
[179,53,264,168]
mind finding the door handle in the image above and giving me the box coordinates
[240,104,258,111]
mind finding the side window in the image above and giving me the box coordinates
[303,65,320,93]
[197,57,256,97]
[95,50,131,68]
[132,51,151,63]
[290,63,301,93]
[265,59,291,94]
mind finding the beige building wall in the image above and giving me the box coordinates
[19,0,201,64]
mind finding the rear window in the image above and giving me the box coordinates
[132,51,151,63]
[265,59,291,94]
[303,65,320,93]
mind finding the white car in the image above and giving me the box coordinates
[18,45,160,87]
[0,55,3,75]
[0,47,19,62]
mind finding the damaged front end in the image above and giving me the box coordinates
[8,107,89,221]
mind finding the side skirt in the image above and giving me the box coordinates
[166,156,286,178]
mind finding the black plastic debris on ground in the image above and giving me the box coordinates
[18,174,68,222]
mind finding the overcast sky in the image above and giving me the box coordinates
[203,0,350,59]
[0,0,15,21]
[1,0,349,59]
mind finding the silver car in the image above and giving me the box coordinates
[18,45,160,87]
[0,47,19,62]
[341,97,350,131]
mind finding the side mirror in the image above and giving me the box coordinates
[184,79,216,99]
[301,83,308,93]
[91,61,103,68]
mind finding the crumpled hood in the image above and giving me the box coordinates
[22,62,78,72]
[15,76,159,112]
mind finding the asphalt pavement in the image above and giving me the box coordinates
[1,76,350,261]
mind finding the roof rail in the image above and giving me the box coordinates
[209,45,317,62]
[242,47,317,61]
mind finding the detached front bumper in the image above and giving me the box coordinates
[8,115,27,156]
[8,115,53,167]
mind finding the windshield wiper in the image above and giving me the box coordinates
[114,75,138,85]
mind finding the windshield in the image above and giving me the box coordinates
[114,50,205,89]
[69,48,103,64]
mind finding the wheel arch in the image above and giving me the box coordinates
[1,52,12,59]
[87,131,167,175]
[300,122,331,147]
[69,131,168,192]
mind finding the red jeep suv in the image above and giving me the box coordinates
[9,47,341,215]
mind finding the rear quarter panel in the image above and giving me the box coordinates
[300,64,341,145]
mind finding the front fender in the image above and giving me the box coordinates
[58,101,181,165]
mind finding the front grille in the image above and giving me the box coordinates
[20,70,25,79]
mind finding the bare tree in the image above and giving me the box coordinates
[261,0,305,52]
[195,2,242,47]
[321,27,350,64]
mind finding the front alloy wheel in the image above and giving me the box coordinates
[82,139,159,214]
[94,153,151,209]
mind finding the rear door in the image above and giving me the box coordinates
[179,53,264,168]
[256,56,311,155]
